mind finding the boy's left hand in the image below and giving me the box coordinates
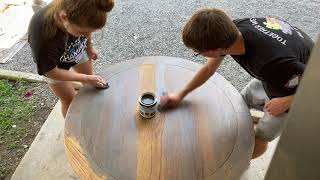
[87,46,98,60]
[264,97,291,116]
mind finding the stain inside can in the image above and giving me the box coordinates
[141,94,155,105]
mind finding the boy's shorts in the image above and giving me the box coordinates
[44,52,89,84]
[241,79,288,141]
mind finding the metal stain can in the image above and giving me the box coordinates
[139,92,157,119]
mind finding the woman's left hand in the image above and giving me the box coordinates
[86,45,98,60]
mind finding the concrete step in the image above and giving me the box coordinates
[10,102,79,180]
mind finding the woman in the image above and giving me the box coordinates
[28,0,114,117]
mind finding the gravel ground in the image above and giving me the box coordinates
[0,1,318,178]
[1,0,319,91]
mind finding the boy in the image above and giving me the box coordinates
[160,8,314,158]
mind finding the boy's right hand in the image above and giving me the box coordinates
[159,92,183,110]
[84,75,107,88]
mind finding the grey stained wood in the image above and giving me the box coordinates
[64,56,254,180]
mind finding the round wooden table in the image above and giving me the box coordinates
[64,56,254,180]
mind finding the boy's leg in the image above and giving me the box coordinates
[252,113,287,159]
[255,112,288,141]
[241,79,269,158]
[240,78,269,111]
[49,82,76,118]
[241,79,288,158]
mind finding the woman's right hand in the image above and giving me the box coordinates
[84,75,107,87]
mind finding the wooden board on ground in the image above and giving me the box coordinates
[0,37,27,63]
[0,69,46,83]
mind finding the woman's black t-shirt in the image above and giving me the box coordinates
[28,6,88,75]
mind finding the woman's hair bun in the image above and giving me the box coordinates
[95,0,114,12]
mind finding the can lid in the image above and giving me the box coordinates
[139,92,157,107]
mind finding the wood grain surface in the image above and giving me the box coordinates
[64,56,254,180]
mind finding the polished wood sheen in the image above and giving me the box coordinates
[64,56,254,180]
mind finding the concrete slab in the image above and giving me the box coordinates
[10,102,78,180]
[240,138,279,180]
[11,101,279,180]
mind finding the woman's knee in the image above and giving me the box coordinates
[72,59,93,75]
[49,82,76,106]
[60,97,73,107]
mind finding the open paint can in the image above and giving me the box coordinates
[139,92,157,118]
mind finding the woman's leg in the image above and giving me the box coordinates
[72,55,93,75]
[49,82,76,118]
[71,53,93,89]
[48,53,92,118]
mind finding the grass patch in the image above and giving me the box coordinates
[0,79,49,179]
[0,79,35,135]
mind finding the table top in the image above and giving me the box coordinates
[64,56,254,180]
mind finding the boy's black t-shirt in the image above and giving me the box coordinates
[231,18,314,98]
[28,6,88,75]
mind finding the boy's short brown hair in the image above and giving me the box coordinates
[182,8,239,52]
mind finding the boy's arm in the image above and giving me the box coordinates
[160,56,224,109]
[265,95,294,116]
[179,56,224,98]
[264,60,304,116]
